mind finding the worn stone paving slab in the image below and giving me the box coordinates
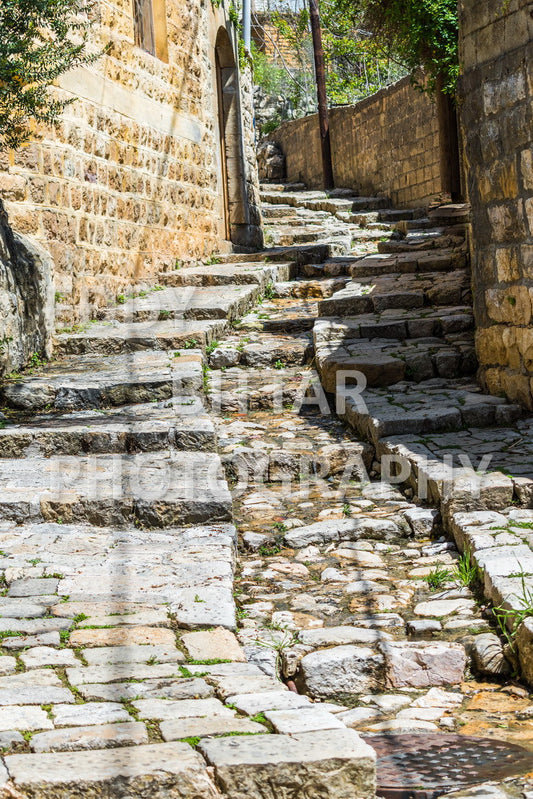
[4,743,221,798]
[54,318,226,355]
[1,350,203,411]
[0,399,215,457]
[199,728,376,799]
[0,451,231,526]
[105,284,260,323]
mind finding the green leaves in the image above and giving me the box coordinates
[0,0,102,150]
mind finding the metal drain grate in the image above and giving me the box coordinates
[363,733,533,799]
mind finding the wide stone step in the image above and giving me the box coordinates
[214,243,342,264]
[208,332,312,369]
[0,399,215,457]
[1,350,203,411]
[314,307,474,344]
[104,285,259,323]
[378,208,427,223]
[318,270,471,316]
[0,520,237,623]
[338,379,523,447]
[0,450,232,527]
[315,334,477,390]
[54,319,226,356]
[347,248,468,278]
[379,416,533,510]
[158,262,296,288]
[3,742,220,798]
[267,227,351,246]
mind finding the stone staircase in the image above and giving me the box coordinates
[0,182,530,796]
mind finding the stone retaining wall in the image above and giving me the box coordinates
[0,0,261,329]
[459,0,533,410]
[266,77,441,208]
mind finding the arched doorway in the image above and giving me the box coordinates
[215,27,248,245]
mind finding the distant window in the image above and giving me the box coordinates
[133,0,168,61]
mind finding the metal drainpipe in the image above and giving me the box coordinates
[242,0,251,50]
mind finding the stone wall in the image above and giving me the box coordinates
[266,77,441,208]
[459,0,533,410]
[0,201,54,376]
[0,0,261,328]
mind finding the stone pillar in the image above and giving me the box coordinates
[458,0,533,409]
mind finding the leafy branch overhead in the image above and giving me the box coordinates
[332,0,459,94]
[0,0,103,151]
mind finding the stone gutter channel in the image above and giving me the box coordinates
[0,187,529,796]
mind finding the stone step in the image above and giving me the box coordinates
[318,269,471,317]
[260,190,389,215]
[0,520,237,622]
[208,332,312,369]
[377,229,466,254]
[338,379,523,447]
[0,399,215,457]
[274,277,350,299]
[54,319,226,356]
[3,742,220,798]
[378,416,533,510]
[260,182,307,192]
[314,307,474,344]
[0,450,232,527]
[267,227,351,246]
[103,285,260,323]
[1,350,203,411]
[378,208,427,223]
[347,248,468,278]
[315,334,477,391]
[158,261,296,288]
[214,243,343,265]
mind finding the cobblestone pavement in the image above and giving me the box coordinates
[0,185,530,797]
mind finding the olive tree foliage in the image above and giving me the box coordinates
[0,0,102,151]
[333,0,459,94]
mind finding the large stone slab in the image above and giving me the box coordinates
[106,285,260,323]
[199,728,376,799]
[0,401,216,458]
[1,351,203,411]
[5,743,219,798]
[160,262,295,288]
[285,517,400,548]
[0,451,232,527]
[160,716,267,742]
[55,319,226,356]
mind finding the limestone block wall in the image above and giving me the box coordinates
[459,0,533,410]
[267,77,441,208]
[0,0,260,326]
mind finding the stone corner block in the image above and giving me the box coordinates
[199,728,376,799]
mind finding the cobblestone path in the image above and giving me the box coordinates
[0,185,530,797]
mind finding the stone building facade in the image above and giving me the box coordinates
[0,0,262,337]
[459,0,533,409]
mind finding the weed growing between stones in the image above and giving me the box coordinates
[494,572,533,649]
